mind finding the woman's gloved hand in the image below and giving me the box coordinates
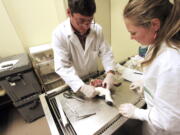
[119,103,136,118]
[129,80,144,94]
[119,103,149,121]
[102,72,115,89]
[79,84,98,98]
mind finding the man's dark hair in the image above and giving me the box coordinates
[68,0,96,16]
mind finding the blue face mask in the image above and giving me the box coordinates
[139,46,148,57]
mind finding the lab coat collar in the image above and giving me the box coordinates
[66,18,74,37]
[85,28,96,53]
[66,18,95,37]
[145,42,168,61]
[65,18,82,51]
[66,18,96,53]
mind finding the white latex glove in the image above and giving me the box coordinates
[79,84,98,98]
[119,103,136,118]
[102,72,115,89]
[129,80,144,94]
[119,103,149,121]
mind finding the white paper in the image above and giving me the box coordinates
[121,67,143,82]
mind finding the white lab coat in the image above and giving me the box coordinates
[142,42,180,135]
[52,18,114,92]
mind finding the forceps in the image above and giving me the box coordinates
[77,113,96,120]
[65,103,96,120]
[63,91,85,102]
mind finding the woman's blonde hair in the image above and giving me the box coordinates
[123,0,180,66]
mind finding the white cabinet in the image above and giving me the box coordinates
[29,44,64,91]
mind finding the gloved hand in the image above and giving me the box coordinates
[119,103,149,121]
[102,72,115,89]
[79,84,98,98]
[119,103,136,118]
[129,80,144,94]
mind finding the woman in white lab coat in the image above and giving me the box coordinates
[52,0,115,98]
[119,0,180,135]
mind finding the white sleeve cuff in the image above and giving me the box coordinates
[72,81,85,92]
[133,108,150,121]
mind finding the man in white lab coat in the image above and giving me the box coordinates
[52,0,115,98]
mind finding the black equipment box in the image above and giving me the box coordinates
[13,94,44,122]
[0,53,41,102]
[0,53,44,122]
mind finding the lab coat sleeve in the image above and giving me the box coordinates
[52,31,84,92]
[134,66,180,132]
[148,65,180,132]
[98,27,115,72]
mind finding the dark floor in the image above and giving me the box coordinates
[0,105,51,135]
[113,119,142,135]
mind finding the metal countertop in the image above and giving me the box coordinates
[40,80,145,135]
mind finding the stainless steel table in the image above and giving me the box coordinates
[40,78,145,135]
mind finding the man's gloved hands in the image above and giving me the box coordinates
[129,80,144,94]
[79,84,98,98]
[102,72,115,90]
[119,103,149,121]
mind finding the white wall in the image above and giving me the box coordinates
[95,0,111,44]
[0,0,111,58]
[111,0,139,62]
[0,0,25,57]
[2,0,66,48]
[0,0,138,61]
